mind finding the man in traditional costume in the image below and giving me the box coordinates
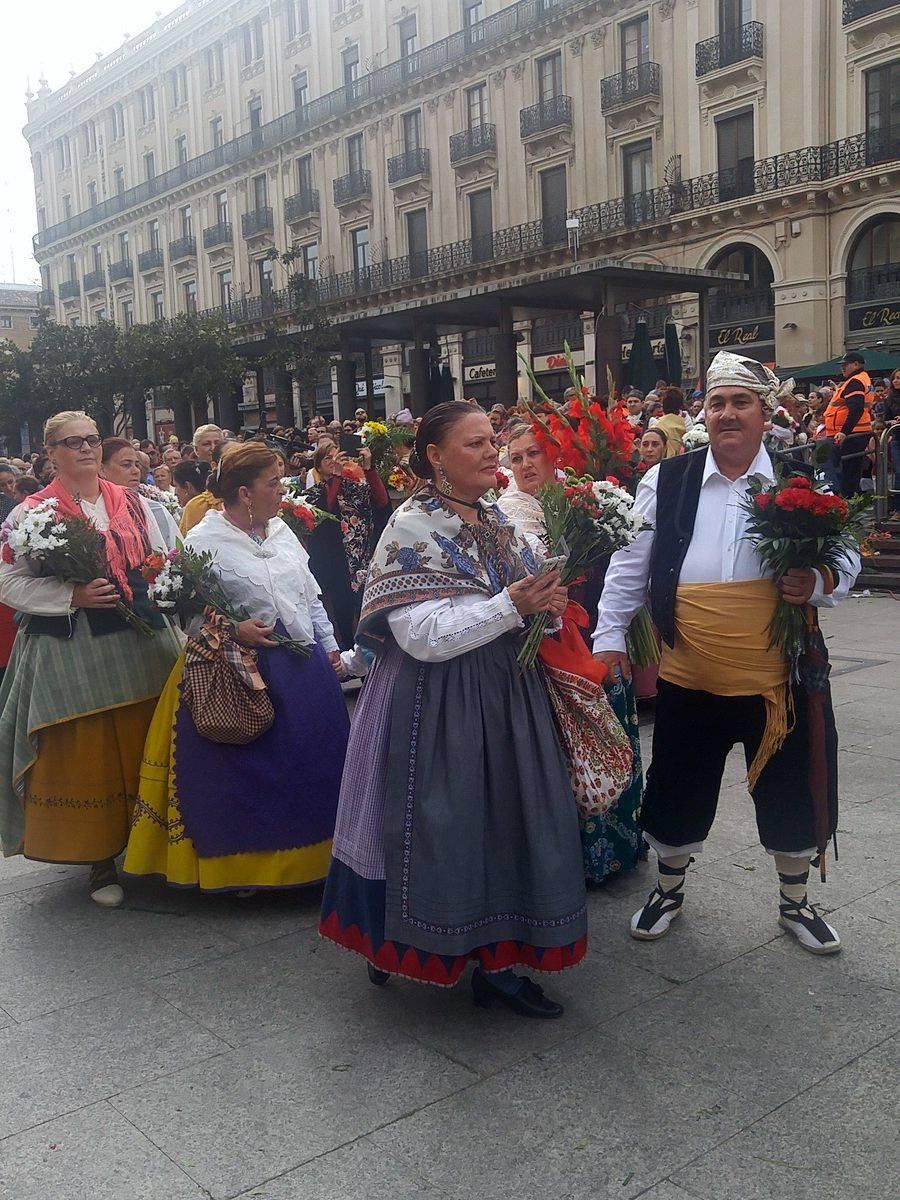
[593,352,860,955]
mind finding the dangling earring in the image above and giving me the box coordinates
[246,500,254,527]
[438,465,453,496]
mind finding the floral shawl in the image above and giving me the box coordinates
[306,476,374,593]
[358,484,537,641]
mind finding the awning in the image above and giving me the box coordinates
[785,349,900,381]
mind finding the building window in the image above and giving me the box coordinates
[214,190,229,224]
[67,254,77,282]
[865,62,900,162]
[31,314,42,329]
[346,132,364,175]
[623,138,654,220]
[719,0,752,32]
[402,110,422,153]
[113,167,125,195]
[56,136,71,171]
[466,82,488,129]
[258,258,274,296]
[301,242,319,280]
[342,45,360,91]
[91,243,103,272]
[287,0,310,39]
[0,317,12,329]
[62,194,72,220]
[148,292,164,321]
[206,41,224,87]
[110,103,125,141]
[539,165,567,243]
[118,231,130,260]
[248,96,263,131]
[183,280,197,313]
[351,226,370,277]
[621,15,650,72]
[174,135,188,165]
[218,269,233,307]
[716,109,754,199]
[139,84,156,125]
[170,64,188,107]
[463,1,484,29]
[406,208,428,276]
[469,187,493,261]
[537,52,562,102]
[33,151,42,182]
[180,205,193,238]
[87,180,98,207]
[148,219,160,251]
[82,121,97,155]
[297,154,314,196]
[144,151,155,181]
[399,14,418,58]
[252,174,268,210]
[293,71,309,110]
[210,116,224,149]
[122,299,134,329]
[242,16,264,65]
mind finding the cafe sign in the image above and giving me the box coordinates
[463,362,497,383]
[848,302,900,332]
[532,350,585,373]
[708,319,775,348]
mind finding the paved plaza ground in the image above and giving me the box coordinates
[0,594,896,1200]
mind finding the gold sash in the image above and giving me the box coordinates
[660,579,791,790]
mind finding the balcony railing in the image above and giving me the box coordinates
[58,279,80,300]
[532,317,585,353]
[169,235,196,260]
[83,269,105,292]
[34,0,582,253]
[203,222,233,249]
[388,147,431,184]
[847,262,900,303]
[843,0,898,21]
[520,95,573,138]
[108,258,133,282]
[333,170,371,206]
[600,62,661,111]
[189,131,900,325]
[241,208,274,238]
[621,306,672,340]
[38,289,54,306]
[284,190,320,222]
[449,123,497,163]
[138,247,164,271]
[696,21,765,76]
[708,287,774,326]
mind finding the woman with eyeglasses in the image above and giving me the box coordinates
[0,411,181,907]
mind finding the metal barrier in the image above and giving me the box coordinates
[875,422,900,520]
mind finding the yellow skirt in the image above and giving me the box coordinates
[24,698,158,865]
[124,657,332,891]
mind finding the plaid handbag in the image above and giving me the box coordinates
[181,611,274,745]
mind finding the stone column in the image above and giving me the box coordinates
[381,348,404,419]
[495,304,518,408]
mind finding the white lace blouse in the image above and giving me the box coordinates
[185,510,338,652]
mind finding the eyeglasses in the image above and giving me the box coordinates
[48,435,102,450]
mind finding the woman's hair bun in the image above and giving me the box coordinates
[408,447,431,480]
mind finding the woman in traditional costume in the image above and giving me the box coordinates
[499,423,644,886]
[320,402,586,1019]
[101,438,181,550]
[0,411,180,907]
[303,442,391,648]
[125,442,349,893]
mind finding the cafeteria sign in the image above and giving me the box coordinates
[848,303,900,332]
[708,319,775,348]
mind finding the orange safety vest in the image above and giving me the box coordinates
[823,370,872,439]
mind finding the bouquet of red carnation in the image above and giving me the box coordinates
[743,473,870,665]
[277,487,335,540]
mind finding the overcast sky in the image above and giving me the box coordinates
[0,0,180,284]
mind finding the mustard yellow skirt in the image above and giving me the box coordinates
[24,698,158,865]
[124,657,333,891]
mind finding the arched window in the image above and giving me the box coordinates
[848,215,900,274]
[707,243,776,363]
[709,243,775,291]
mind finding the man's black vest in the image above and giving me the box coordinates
[648,447,813,648]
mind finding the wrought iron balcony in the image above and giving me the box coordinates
[520,95,573,139]
[241,207,274,238]
[843,0,898,22]
[847,262,900,303]
[284,190,320,223]
[387,147,431,184]
[532,317,585,354]
[169,235,197,260]
[333,170,371,206]
[696,21,765,76]
[203,222,233,249]
[600,62,661,112]
[449,123,497,163]
[138,247,164,272]
[38,289,54,306]
[708,287,773,326]
[58,279,80,300]
[83,269,105,292]
[108,258,133,282]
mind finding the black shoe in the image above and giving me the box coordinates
[367,963,390,986]
[471,968,564,1019]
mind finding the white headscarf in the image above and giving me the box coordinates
[706,352,794,412]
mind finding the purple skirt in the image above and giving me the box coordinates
[175,638,349,858]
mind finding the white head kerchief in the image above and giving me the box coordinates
[706,351,794,412]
